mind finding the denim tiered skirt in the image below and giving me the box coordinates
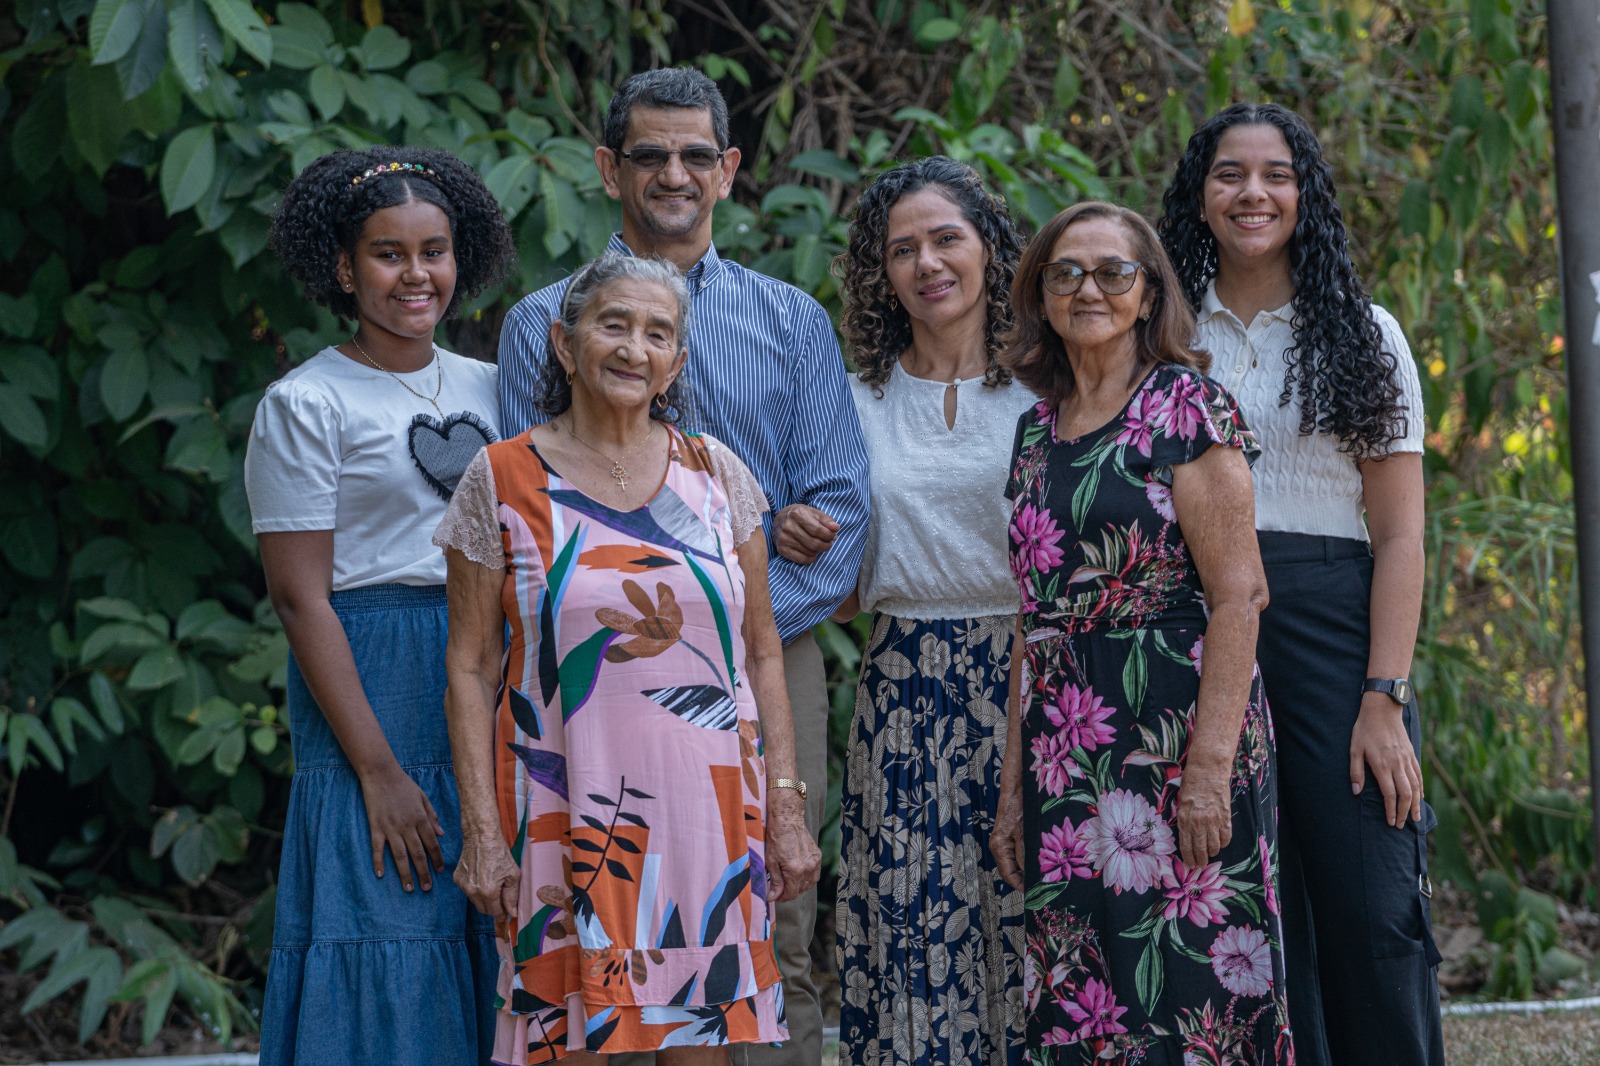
[259,583,498,1066]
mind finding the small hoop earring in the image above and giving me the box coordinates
[565,370,575,385]
[651,392,668,414]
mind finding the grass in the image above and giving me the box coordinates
[1442,1007,1600,1065]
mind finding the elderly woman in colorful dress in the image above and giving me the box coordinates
[990,202,1292,1064]
[436,253,821,1064]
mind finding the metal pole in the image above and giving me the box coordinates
[1546,0,1600,876]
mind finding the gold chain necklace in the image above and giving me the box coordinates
[350,335,444,417]
[564,418,658,490]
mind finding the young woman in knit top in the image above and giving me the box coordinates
[1158,103,1443,1066]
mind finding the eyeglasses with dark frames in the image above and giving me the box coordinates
[616,146,726,173]
[1041,261,1143,297]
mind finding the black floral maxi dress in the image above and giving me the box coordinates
[1004,365,1294,1066]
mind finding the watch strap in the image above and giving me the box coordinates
[771,777,807,799]
[1362,677,1413,705]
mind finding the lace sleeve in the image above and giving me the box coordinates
[431,447,504,568]
[703,434,771,546]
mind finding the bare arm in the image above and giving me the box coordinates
[442,549,521,923]
[1354,451,1426,827]
[1170,445,1270,870]
[259,530,444,891]
[991,615,1026,891]
[738,531,821,902]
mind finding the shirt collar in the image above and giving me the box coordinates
[1197,277,1294,328]
[607,234,725,291]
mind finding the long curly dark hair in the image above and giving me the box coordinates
[1157,103,1404,456]
[1005,202,1205,408]
[269,146,515,323]
[838,156,1024,392]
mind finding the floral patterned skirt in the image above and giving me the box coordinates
[1020,625,1292,1066]
[837,613,1025,1066]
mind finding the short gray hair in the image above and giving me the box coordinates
[603,68,730,153]
[533,253,694,424]
[558,253,693,344]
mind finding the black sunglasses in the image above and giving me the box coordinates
[616,146,726,173]
[1041,261,1143,296]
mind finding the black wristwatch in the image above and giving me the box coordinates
[1363,677,1414,706]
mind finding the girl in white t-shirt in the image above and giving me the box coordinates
[804,157,1030,1066]
[244,146,513,1066]
[1158,104,1443,1066]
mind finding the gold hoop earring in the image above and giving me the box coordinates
[651,392,669,414]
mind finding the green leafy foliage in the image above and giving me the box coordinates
[0,0,1576,1046]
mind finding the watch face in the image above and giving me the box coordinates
[1394,679,1413,705]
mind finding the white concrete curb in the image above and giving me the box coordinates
[1441,994,1600,1016]
[19,1056,259,1066]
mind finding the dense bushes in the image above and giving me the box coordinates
[0,0,1580,1046]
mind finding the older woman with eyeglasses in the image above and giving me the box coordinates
[990,202,1292,1063]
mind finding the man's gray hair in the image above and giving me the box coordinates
[602,67,730,153]
[559,252,693,346]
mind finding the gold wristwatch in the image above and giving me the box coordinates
[771,778,807,799]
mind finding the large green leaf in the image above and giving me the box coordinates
[359,25,411,71]
[89,0,149,65]
[114,1,169,100]
[66,58,137,176]
[160,125,217,215]
[202,0,272,66]
[0,383,48,448]
[486,153,539,219]
[99,343,150,421]
[166,0,224,93]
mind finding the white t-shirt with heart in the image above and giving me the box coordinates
[245,346,500,589]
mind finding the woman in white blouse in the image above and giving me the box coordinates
[1158,104,1443,1066]
[244,146,513,1066]
[803,157,1032,1066]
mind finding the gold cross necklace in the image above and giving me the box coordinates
[564,418,658,490]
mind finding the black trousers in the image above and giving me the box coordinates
[1256,532,1445,1066]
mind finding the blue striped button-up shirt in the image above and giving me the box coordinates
[498,235,870,644]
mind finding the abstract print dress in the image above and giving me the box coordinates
[1005,365,1292,1066]
[436,428,785,1064]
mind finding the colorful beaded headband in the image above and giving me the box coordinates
[350,161,437,186]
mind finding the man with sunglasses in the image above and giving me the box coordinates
[498,66,868,1066]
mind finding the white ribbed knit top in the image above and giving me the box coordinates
[850,362,1038,619]
[1194,282,1424,542]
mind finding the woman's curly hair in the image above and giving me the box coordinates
[1004,201,1204,408]
[268,146,515,323]
[837,156,1024,392]
[1157,103,1405,456]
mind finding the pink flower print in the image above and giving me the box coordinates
[1189,635,1204,675]
[1081,789,1176,894]
[1114,390,1160,456]
[1031,731,1082,797]
[1045,683,1118,752]
[1152,373,1208,441]
[1209,925,1274,997]
[1011,503,1067,578]
[1023,951,1044,1013]
[1039,820,1094,884]
[1259,835,1280,916]
[1039,1025,1078,1047]
[1145,479,1176,522]
[1161,858,1233,927]
[1062,978,1129,1040]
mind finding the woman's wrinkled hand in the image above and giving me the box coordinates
[764,796,820,903]
[991,782,1026,892]
[456,833,522,926]
[773,504,839,565]
[1176,763,1233,870]
[357,762,445,892]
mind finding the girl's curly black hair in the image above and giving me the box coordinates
[1157,103,1405,456]
[268,146,515,323]
[837,156,1024,393]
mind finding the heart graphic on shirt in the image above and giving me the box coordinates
[408,411,497,500]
